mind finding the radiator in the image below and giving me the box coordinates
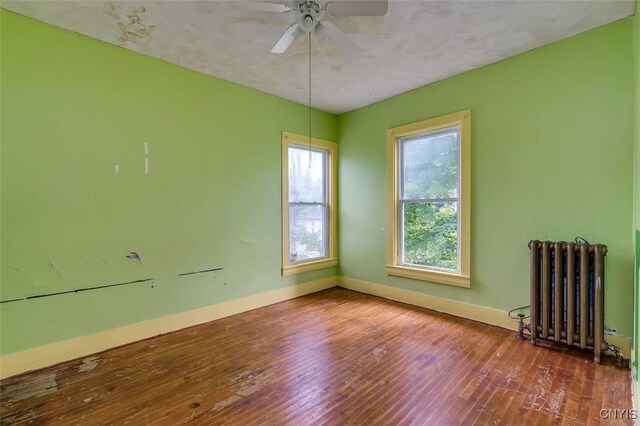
[528,240,607,363]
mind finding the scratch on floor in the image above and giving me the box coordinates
[372,344,389,361]
[523,364,552,411]
[213,366,279,411]
[212,394,242,411]
[78,356,100,373]
[2,402,45,423]
[0,373,57,403]
[367,322,384,335]
[545,389,565,414]
[230,368,264,385]
[499,366,521,391]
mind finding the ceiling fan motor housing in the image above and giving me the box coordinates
[297,0,320,32]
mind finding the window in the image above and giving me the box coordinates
[282,132,337,275]
[386,110,471,287]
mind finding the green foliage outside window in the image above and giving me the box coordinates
[403,203,457,270]
[401,130,459,270]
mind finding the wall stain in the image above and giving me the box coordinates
[119,14,155,45]
[101,2,120,20]
[102,3,155,45]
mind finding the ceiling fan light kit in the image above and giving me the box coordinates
[242,0,388,54]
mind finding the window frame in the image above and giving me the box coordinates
[386,110,471,288]
[282,131,338,276]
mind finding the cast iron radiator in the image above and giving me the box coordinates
[528,240,607,363]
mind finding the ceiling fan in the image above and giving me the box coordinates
[240,0,389,54]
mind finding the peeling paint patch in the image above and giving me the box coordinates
[78,356,100,373]
[126,251,142,263]
[0,373,57,403]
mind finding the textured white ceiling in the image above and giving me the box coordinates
[1,0,635,113]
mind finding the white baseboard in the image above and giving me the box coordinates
[337,276,516,330]
[2,274,631,380]
[0,276,337,380]
[336,276,632,358]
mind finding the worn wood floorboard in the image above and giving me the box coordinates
[0,288,633,425]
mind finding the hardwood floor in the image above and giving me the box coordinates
[0,288,633,425]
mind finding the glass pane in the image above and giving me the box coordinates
[289,204,326,262]
[289,146,326,203]
[401,129,458,200]
[402,201,458,270]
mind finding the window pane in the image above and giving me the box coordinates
[289,146,326,203]
[401,129,458,200]
[289,204,326,262]
[402,201,458,270]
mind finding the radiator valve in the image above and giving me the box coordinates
[509,305,531,340]
[516,313,531,340]
[605,342,629,368]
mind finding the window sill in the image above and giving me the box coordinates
[282,258,338,276]
[385,264,470,288]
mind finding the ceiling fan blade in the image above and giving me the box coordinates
[271,23,302,54]
[326,0,388,17]
[237,0,291,13]
[316,21,357,52]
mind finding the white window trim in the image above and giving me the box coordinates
[386,110,471,288]
[282,132,338,276]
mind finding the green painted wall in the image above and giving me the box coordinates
[0,11,338,355]
[338,19,635,337]
[632,0,640,384]
[2,9,637,359]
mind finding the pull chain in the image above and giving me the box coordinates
[308,31,312,167]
